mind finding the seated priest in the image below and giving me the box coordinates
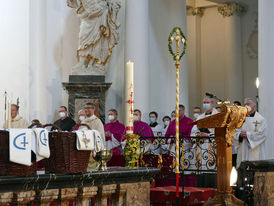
[53,106,76,131]
[81,103,105,168]
[234,98,267,168]
[3,104,28,128]
[133,109,154,137]
[149,111,163,137]
[73,109,86,130]
[104,109,126,166]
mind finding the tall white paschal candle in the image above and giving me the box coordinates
[125,61,134,134]
[8,101,11,128]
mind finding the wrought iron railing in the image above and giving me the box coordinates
[139,136,217,173]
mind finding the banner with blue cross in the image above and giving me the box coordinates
[9,129,32,166]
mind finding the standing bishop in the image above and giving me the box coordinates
[234,98,267,168]
[3,104,28,129]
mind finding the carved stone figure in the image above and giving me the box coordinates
[67,0,121,75]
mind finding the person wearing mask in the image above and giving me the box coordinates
[52,106,76,131]
[73,109,86,130]
[190,96,219,180]
[234,98,267,168]
[191,96,219,137]
[149,111,163,137]
[104,109,125,154]
[162,116,171,136]
[193,106,201,121]
[104,109,126,166]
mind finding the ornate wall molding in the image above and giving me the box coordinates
[217,3,246,17]
[187,7,205,17]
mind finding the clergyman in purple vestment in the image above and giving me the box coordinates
[104,109,126,167]
[165,105,195,187]
[133,109,154,137]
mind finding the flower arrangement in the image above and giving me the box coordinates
[123,134,140,169]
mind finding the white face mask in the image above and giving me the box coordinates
[108,115,115,121]
[193,113,200,120]
[245,105,252,112]
[133,115,138,122]
[79,116,85,122]
[164,120,170,126]
[59,112,66,118]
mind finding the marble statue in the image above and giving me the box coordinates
[67,0,121,75]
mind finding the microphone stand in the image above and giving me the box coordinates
[4,91,7,122]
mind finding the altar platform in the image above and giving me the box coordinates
[0,167,160,205]
[150,186,216,206]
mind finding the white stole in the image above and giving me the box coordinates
[9,129,32,166]
[33,128,50,161]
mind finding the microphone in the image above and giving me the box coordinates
[205,92,223,102]
[205,92,214,98]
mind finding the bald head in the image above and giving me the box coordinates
[244,98,256,114]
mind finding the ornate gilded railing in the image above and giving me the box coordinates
[139,136,217,173]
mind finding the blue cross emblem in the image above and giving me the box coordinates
[39,130,47,146]
[13,133,29,150]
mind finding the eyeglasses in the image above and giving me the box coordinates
[84,107,93,110]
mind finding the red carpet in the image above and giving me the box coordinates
[150,186,216,205]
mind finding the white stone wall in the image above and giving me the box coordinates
[0,0,30,127]
[258,0,274,159]
[0,0,188,127]
[187,0,258,116]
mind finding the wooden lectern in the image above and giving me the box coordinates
[196,105,247,205]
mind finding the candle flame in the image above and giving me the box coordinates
[230,166,238,186]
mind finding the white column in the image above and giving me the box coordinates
[258,0,274,159]
[223,15,243,102]
[187,9,203,115]
[29,0,47,123]
[148,0,189,118]
[125,0,149,121]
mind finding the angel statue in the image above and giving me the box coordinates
[67,0,121,75]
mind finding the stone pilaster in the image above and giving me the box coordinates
[12,191,36,206]
[76,186,98,206]
[54,188,78,206]
[95,184,117,206]
[34,189,59,206]
[0,192,13,206]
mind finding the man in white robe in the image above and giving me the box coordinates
[80,102,105,168]
[234,98,267,168]
[3,104,28,129]
[190,96,219,171]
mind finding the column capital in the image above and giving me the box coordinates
[187,7,205,17]
[217,3,246,17]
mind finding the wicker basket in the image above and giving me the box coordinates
[43,124,91,174]
[0,130,37,176]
